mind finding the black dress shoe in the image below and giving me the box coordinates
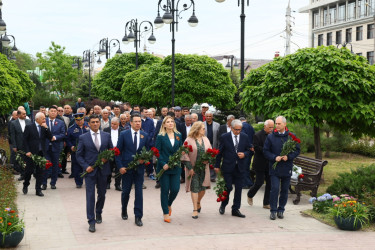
[51,185,56,189]
[115,185,122,191]
[135,217,143,227]
[121,211,128,220]
[58,173,64,178]
[106,183,110,189]
[89,224,96,233]
[277,211,284,219]
[242,185,252,189]
[180,179,185,183]
[18,176,25,181]
[219,205,225,215]
[22,187,28,195]
[62,171,69,174]
[210,178,216,182]
[76,185,82,188]
[155,183,160,189]
[68,175,74,179]
[96,214,102,224]
[36,190,44,197]
[232,209,246,218]
[270,212,276,220]
[41,185,47,190]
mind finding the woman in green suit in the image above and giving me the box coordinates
[155,116,183,223]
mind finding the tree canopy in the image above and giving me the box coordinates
[241,46,375,158]
[14,51,38,72]
[121,54,237,109]
[36,42,77,96]
[93,53,162,101]
[0,53,35,113]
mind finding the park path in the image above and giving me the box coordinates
[15,163,375,250]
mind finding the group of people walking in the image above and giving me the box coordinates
[7,100,300,233]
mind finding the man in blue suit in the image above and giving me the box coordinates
[116,113,150,227]
[240,117,255,189]
[263,116,300,220]
[43,106,66,190]
[215,119,251,218]
[141,107,155,180]
[76,114,113,233]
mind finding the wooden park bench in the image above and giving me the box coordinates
[290,155,328,205]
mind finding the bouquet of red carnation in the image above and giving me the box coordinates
[45,160,53,170]
[272,133,301,170]
[114,147,159,178]
[16,150,49,170]
[194,148,220,172]
[156,142,192,180]
[81,147,121,177]
[15,152,26,169]
[214,172,228,202]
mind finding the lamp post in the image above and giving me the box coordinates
[71,57,81,71]
[80,50,100,98]
[154,0,198,106]
[0,1,17,60]
[215,0,249,83]
[98,38,122,60]
[337,42,354,53]
[224,55,237,72]
[122,19,156,69]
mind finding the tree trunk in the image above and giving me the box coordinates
[314,126,322,160]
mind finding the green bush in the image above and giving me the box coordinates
[344,140,375,158]
[32,89,60,109]
[326,164,375,200]
[0,166,18,210]
[313,200,334,213]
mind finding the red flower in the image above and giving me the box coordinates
[184,141,188,146]
[209,164,214,170]
[10,210,15,213]
[220,196,227,201]
[285,127,289,131]
[188,145,193,152]
[299,174,304,179]
[7,222,11,226]
[216,198,221,202]
[274,129,278,133]
[110,147,121,156]
[222,191,228,196]
[145,162,151,166]
[207,148,213,153]
[54,121,58,126]
[58,163,62,168]
[45,160,53,170]
[155,153,160,158]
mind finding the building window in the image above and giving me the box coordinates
[367,51,374,65]
[368,0,375,16]
[368,24,374,39]
[323,9,328,26]
[329,6,336,24]
[356,26,363,41]
[336,30,342,44]
[318,34,324,46]
[347,1,356,21]
[338,4,346,22]
[327,32,333,45]
[313,11,320,28]
[346,28,352,42]
[358,0,366,18]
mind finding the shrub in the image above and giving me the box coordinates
[344,140,375,158]
[326,164,375,200]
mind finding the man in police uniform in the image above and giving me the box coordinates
[67,113,90,188]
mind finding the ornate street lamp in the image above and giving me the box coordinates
[155,0,198,106]
[0,33,18,60]
[71,57,81,70]
[80,50,100,98]
[224,55,236,72]
[122,19,156,69]
[98,38,122,60]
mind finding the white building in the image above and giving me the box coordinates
[300,0,375,64]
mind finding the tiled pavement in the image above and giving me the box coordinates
[16,163,375,250]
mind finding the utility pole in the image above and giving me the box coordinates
[285,0,292,55]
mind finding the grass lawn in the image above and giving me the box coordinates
[301,152,375,195]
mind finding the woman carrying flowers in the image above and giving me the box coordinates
[155,116,183,223]
[181,121,212,219]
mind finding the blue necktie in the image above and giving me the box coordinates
[134,131,137,151]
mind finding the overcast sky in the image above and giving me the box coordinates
[3,0,310,62]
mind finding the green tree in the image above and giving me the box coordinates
[93,53,162,102]
[0,53,35,113]
[14,51,38,72]
[36,42,77,96]
[241,46,375,159]
[121,54,237,110]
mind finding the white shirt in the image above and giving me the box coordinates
[90,130,101,148]
[19,119,26,132]
[100,119,110,130]
[185,124,192,136]
[226,125,231,133]
[130,128,140,150]
[35,122,41,134]
[231,131,240,152]
[169,138,175,147]
[110,129,119,147]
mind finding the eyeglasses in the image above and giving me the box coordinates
[233,129,242,131]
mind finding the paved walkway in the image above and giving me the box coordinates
[16,163,375,250]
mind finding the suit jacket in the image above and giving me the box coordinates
[10,119,32,151]
[218,124,230,144]
[76,131,113,176]
[180,123,189,142]
[23,123,53,155]
[204,121,220,149]
[7,118,17,144]
[252,129,268,172]
[154,119,182,141]
[155,132,183,175]
[142,117,155,143]
[215,132,251,174]
[45,117,66,153]
[241,122,255,148]
[103,127,124,147]
[115,129,150,175]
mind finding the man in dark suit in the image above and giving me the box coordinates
[179,114,193,183]
[247,119,274,209]
[215,119,251,218]
[204,111,220,182]
[76,114,113,233]
[43,106,66,190]
[218,115,235,143]
[263,116,300,220]
[104,117,123,191]
[116,113,151,227]
[23,112,53,196]
[239,117,256,189]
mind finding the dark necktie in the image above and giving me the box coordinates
[134,131,138,150]
[50,120,53,130]
[38,125,42,151]
[234,135,239,152]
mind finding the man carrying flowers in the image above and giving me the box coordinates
[263,116,300,220]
